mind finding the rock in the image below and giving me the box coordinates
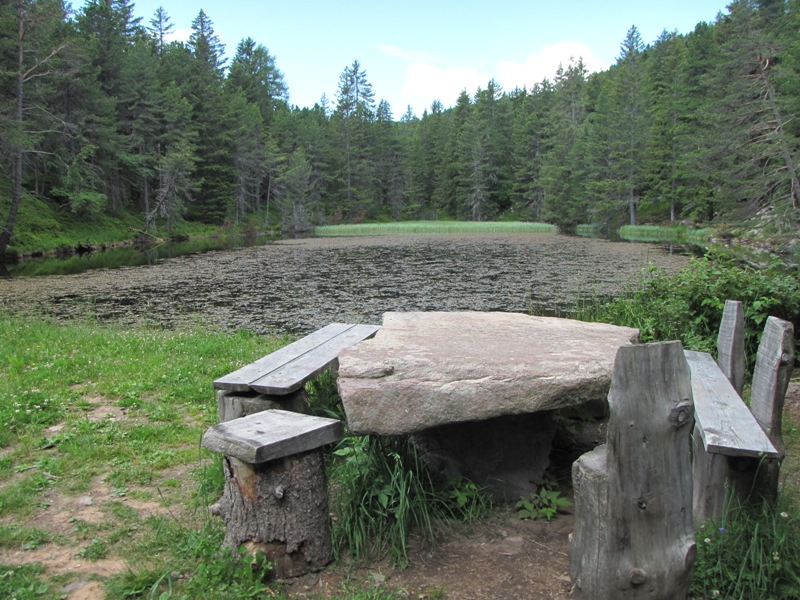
[412,412,557,501]
[338,312,639,435]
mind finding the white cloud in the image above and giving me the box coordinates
[495,41,608,90]
[167,27,192,43]
[385,41,610,116]
[400,62,488,113]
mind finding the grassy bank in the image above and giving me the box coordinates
[0,184,228,259]
[618,224,713,244]
[315,221,558,236]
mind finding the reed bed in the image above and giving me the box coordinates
[618,224,712,244]
[314,221,559,237]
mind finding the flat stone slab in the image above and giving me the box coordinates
[337,312,639,435]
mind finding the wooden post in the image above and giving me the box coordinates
[717,300,746,395]
[570,342,696,599]
[202,410,344,578]
[750,316,795,504]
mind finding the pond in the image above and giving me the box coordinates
[0,234,691,336]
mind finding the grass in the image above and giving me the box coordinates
[618,224,713,244]
[0,314,491,598]
[0,313,296,597]
[0,179,232,259]
[314,220,558,236]
[691,495,800,599]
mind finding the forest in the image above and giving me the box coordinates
[1,0,800,257]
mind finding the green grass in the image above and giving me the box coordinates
[0,179,229,258]
[691,495,800,599]
[315,220,558,237]
[618,224,713,244]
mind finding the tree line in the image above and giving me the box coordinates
[1,0,799,257]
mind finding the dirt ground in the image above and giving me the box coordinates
[285,509,574,600]
[2,382,798,600]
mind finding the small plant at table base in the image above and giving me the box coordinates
[516,483,571,521]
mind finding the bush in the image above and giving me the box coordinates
[581,250,800,365]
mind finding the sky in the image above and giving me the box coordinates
[127,0,731,117]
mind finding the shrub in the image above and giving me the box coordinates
[580,250,800,365]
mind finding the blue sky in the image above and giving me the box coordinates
[128,0,730,117]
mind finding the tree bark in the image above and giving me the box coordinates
[0,0,25,259]
[210,449,333,578]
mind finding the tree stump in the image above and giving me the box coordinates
[217,389,310,422]
[201,410,344,578]
[570,342,696,599]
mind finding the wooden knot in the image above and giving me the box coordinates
[669,401,693,428]
[630,568,647,586]
[780,352,791,365]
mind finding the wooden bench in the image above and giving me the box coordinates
[685,350,777,458]
[214,322,380,422]
[690,300,794,522]
[202,409,344,578]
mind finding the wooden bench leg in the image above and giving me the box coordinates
[210,449,333,579]
[692,424,766,523]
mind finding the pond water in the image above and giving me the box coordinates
[0,235,691,336]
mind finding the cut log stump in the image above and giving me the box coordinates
[570,342,696,599]
[201,410,344,579]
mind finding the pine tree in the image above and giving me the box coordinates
[147,7,174,56]
[183,10,232,222]
[0,0,68,256]
[541,59,589,230]
[226,38,288,125]
[332,60,376,219]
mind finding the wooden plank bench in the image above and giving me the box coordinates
[214,322,380,422]
[685,350,778,459]
[214,322,381,395]
[690,299,794,522]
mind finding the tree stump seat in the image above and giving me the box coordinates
[201,409,345,578]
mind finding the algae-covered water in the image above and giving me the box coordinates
[0,234,690,335]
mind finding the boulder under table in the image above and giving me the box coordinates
[337,311,639,500]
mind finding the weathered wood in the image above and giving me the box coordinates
[217,389,310,423]
[210,450,333,578]
[213,323,380,393]
[750,316,795,503]
[692,424,765,523]
[201,409,344,463]
[685,350,777,457]
[250,324,381,395]
[717,300,746,395]
[570,342,696,599]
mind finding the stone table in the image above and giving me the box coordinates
[337,311,639,499]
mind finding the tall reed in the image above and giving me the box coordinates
[315,221,558,237]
